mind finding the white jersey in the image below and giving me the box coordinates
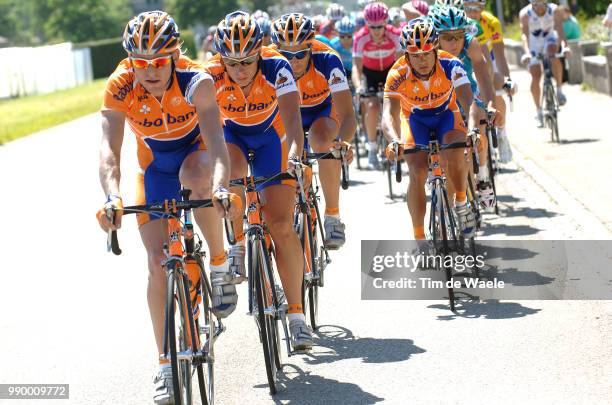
[527,3,557,37]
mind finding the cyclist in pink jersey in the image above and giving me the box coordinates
[352,2,402,169]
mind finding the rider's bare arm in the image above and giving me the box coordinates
[190,78,231,192]
[553,6,568,49]
[491,42,511,78]
[381,97,402,143]
[352,57,363,90]
[278,91,305,159]
[456,83,474,121]
[331,89,358,143]
[468,38,496,106]
[520,8,531,56]
[99,109,125,197]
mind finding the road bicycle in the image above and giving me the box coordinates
[106,190,224,405]
[536,51,566,143]
[394,132,471,311]
[293,148,349,331]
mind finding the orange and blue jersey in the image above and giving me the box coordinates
[102,56,208,225]
[384,51,470,145]
[273,40,349,134]
[185,47,299,189]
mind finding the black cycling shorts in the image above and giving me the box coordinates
[363,66,391,94]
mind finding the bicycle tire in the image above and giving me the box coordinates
[195,256,214,405]
[437,184,456,311]
[177,270,195,405]
[252,237,278,395]
[486,141,500,216]
[260,239,282,370]
[466,176,480,278]
[354,131,362,170]
[304,212,319,330]
[165,267,183,405]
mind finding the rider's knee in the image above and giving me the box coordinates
[147,250,166,285]
[179,157,212,195]
[266,217,295,241]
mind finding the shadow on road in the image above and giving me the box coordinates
[480,223,542,236]
[301,324,426,366]
[496,194,523,204]
[502,206,559,219]
[265,363,385,404]
[428,299,541,320]
[557,138,600,145]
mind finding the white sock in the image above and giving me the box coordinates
[455,198,467,207]
[159,362,171,371]
[288,312,306,323]
[368,141,377,152]
[326,213,341,220]
[477,164,490,181]
[210,261,229,273]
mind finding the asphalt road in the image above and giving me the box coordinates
[0,68,611,405]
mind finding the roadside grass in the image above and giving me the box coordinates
[0,78,107,145]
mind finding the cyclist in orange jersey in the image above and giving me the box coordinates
[188,12,313,351]
[383,18,476,241]
[271,13,357,250]
[95,11,241,404]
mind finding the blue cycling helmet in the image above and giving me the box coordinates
[256,16,271,35]
[354,12,366,30]
[335,16,356,35]
[429,5,469,32]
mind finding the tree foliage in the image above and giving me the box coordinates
[166,0,241,27]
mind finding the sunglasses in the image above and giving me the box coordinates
[130,55,172,69]
[440,33,464,42]
[340,34,353,40]
[222,53,259,67]
[279,48,311,60]
[368,25,384,30]
[405,42,436,54]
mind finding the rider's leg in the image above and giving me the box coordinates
[406,154,429,239]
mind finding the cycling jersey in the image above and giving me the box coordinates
[384,51,469,145]
[353,26,402,71]
[315,34,333,47]
[475,11,503,52]
[330,37,353,77]
[523,3,559,66]
[103,56,207,225]
[186,47,298,189]
[458,34,486,110]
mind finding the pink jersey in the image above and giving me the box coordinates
[353,25,402,71]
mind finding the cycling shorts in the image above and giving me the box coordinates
[135,140,206,226]
[224,122,294,191]
[401,108,467,146]
[363,66,391,94]
[528,31,559,67]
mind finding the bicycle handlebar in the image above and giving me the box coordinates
[393,142,467,183]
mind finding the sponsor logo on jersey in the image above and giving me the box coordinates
[112,82,132,102]
[223,97,277,113]
[453,72,465,81]
[227,94,237,102]
[329,67,347,86]
[388,77,405,92]
[412,91,447,103]
[276,72,288,85]
[138,94,148,102]
[302,88,329,101]
[211,72,224,82]
[135,111,196,127]
[140,104,151,114]
[171,96,182,106]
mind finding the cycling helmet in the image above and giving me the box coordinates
[400,17,439,53]
[354,12,366,30]
[410,1,430,15]
[335,16,356,35]
[256,16,271,35]
[435,0,465,9]
[326,3,346,22]
[123,11,182,55]
[214,11,263,58]
[429,6,469,32]
[271,13,315,47]
[389,7,403,23]
[252,10,270,20]
[364,2,389,24]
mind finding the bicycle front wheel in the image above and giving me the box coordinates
[251,236,280,395]
[195,255,214,405]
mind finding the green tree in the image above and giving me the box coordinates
[37,0,132,43]
[166,0,241,27]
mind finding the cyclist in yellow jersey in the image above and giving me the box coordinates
[95,11,242,404]
[465,0,516,163]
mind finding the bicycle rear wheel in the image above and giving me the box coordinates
[299,210,319,331]
[429,183,455,311]
[486,130,500,216]
[437,184,456,311]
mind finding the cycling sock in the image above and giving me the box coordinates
[414,226,426,240]
[210,252,229,272]
[455,191,467,205]
[235,230,245,245]
[477,164,490,182]
[325,207,340,219]
[288,305,306,323]
[159,357,170,367]
[368,141,377,152]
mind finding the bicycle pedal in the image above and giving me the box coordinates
[290,348,312,356]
